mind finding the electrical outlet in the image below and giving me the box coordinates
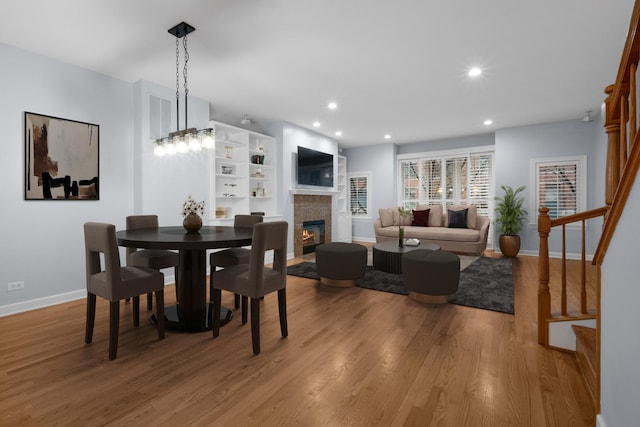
[8,281,24,291]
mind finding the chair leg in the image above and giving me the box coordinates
[174,266,180,303]
[251,298,260,355]
[132,296,140,327]
[85,293,96,344]
[242,296,248,324]
[109,301,120,360]
[234,293,240,310]
[155,290,165,340]
[146,292,153,311]
[212,288,222,337]
[278,288,288,338]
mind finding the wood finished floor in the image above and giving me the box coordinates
[0,252,596,426]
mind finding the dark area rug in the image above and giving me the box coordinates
[287,257,514,314]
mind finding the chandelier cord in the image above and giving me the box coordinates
[183,34,189,130]
[175,36,180,132]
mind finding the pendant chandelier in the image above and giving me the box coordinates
[154,22,214,156]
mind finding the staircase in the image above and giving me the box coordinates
[537,0,640,415]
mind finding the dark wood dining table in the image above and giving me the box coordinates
[116,225,253,332]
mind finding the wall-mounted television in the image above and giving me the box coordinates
[297,146,334,188]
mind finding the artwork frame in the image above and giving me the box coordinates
[24,112,100,200]
[220,163,235,176]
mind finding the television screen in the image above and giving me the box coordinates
[297,146,334,187]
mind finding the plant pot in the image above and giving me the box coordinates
[499,234,520,257]
[183,213,203,233]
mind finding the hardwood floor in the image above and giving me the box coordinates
[0,252,595,426]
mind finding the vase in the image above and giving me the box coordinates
[183,213,203,233]
[499,234,520,257]
[398,226,404,247]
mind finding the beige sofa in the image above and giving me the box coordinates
[374,204,490,255]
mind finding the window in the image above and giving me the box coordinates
[397,147,495,243]
[531,156,586,222]
[349,173,371,218]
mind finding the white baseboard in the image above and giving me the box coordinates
[504,249,593,261]
[0,275,177,318]
[0,289,87,317]
[351,236,376,243]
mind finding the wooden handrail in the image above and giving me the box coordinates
[594,131,640,264]
[538,206,608,346]
[606,1,640,120]
[549,206,608,227]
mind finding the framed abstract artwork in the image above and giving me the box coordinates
[24,112,100,200]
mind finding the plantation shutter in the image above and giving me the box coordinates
[349,175,369,216]
[537,162,579,219]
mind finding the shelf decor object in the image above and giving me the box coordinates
[153,22,214,156]
[24,112,100,200]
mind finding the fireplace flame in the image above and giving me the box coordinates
[302,228,315,244]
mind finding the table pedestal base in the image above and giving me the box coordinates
[152,303,233,332]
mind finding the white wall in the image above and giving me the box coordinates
[0,43,134,314]
[344,143,397,241]
[599,175,640,427]
[495,118,604,256]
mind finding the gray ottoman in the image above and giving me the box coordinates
[315,242,368,287]
[402,249,460,303]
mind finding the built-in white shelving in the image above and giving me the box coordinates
[208,121,277,223]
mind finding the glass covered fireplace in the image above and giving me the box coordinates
[302,220,325,254]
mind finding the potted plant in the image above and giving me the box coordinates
[397,206,412,247]
[495,185,527,257]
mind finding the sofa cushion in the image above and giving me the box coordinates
[417,204,443,227]
[447,208,468,228]
[375,225,480,242]
[445,204,477,229]
[411,209,430,226]
[379,208,395,227]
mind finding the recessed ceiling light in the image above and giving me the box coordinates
[384,134,391,140]
[483,119,493,126]
[468,67,482,77]
[335,131,342,137]
[328,102,337,110]
[313,121,320,127]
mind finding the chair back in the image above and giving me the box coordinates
[125,215,159,258]
[234,214,263,229]
[84,222,122,299]
[248,221,288,292]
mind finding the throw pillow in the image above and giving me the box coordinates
[418,204,443,227]
[411,209,430,226]
[447,208,468,228]
[379,208,394,227]
[445,205,477,229]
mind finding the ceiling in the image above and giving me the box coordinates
[0,0,635,148]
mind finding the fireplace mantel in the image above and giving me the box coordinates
[289,188,339,196]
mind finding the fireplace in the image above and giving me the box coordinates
[293,194,332,257]
[302,220,325,254]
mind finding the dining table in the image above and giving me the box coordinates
[116,225,253,332]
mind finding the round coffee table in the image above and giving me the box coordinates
[372,240,440,274]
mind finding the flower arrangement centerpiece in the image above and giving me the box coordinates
[182,195,205,233]
[398,206,412,247]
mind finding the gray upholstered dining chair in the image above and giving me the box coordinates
[84,222,165,360]
[126,215,179,309]
[211,221,288,355]
[209,214,263,315]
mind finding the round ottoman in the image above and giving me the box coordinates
[315,242,368,287]
[402,249,460,303]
